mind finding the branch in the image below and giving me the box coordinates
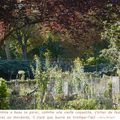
[0,18,44,45]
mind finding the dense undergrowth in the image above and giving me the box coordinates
[0,57,119,110]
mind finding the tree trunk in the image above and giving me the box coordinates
[4,40,11,60]
[22,45,27,60]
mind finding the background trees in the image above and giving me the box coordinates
[101,21,120,68]
[0,0,119,64]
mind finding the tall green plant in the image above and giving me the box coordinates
[104,81,112,99]
[0,78,9,109]
[71,57,87,95]
[32,55,50,109]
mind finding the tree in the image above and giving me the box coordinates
[11,25,34,59]
[4,39,11,60]
[101,21,120,68]
[0,0,119,58]
[37,35,63,60]
[0,0,44,45]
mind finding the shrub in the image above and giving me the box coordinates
[97,97,113,109]
[66,99,97,110]
[104,81,112,99]
[0,78,9,109]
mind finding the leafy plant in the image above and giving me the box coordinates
[70,57,88,95]
[104,81,112,99]
[101,21,120,66]
[32,55,51,109]
[66,99,97,110]
[0,78,9,109]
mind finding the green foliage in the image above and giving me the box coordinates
[101,21,120,66]
[104,81,112,99]
[55,79,63,94]
[38,36,63,60]
[117,69,120,77]
[85,56,109,65]
[0,48,6,59]
[97,97,113,109]
[32,55,50,109]
[0,78,9,109]
[52,68,63,95]
[70,57,87,95]
[46,36,63,59]
[44,50,51,69]
[66,99,97,110]
[85,40,110,65]
[86,57,95,65]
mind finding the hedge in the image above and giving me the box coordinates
[0,60,33,80]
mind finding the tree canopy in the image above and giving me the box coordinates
[0,0,120,58]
